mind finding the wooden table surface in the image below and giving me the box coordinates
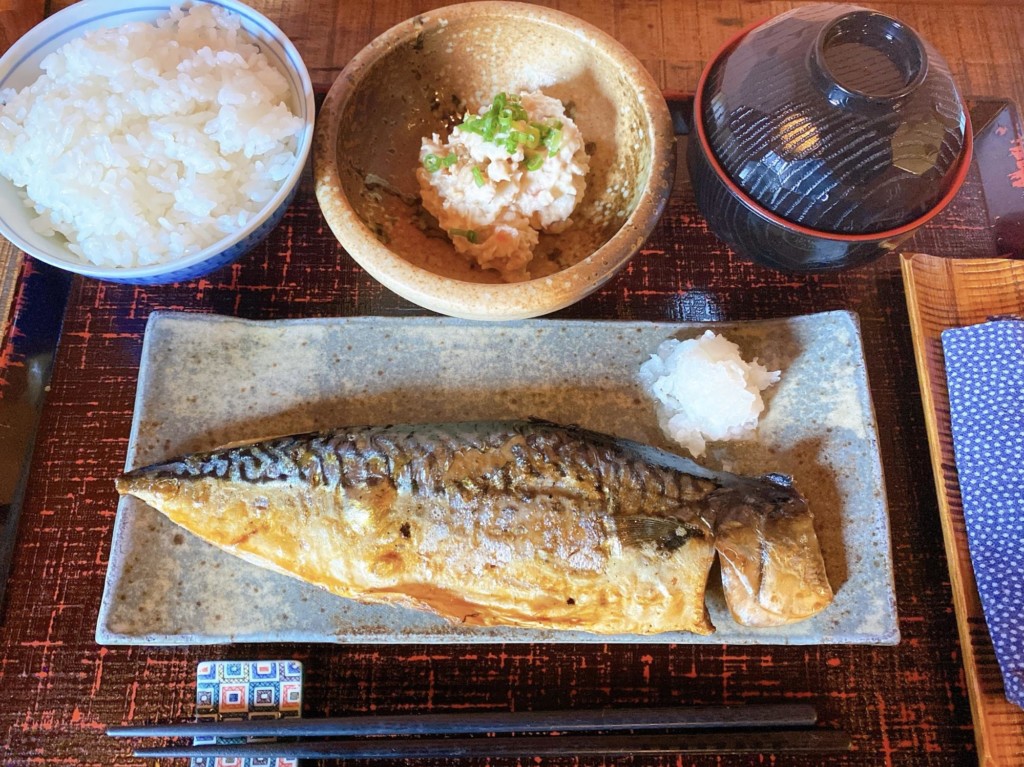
[3,1,1024,766]
[7,0,1024,110]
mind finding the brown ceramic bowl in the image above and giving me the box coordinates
[314,1,674,320]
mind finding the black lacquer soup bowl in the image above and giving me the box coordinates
[688,3,972,271]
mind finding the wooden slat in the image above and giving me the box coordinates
[0,1,45,53]
[0,2,44,344]
[0,238,22,349]
[12,1,1024,106]
[22,1,1024,113]
[901,253,1024,767]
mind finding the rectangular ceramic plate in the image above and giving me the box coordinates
[900,253,1024,766]
[96,310,897,645]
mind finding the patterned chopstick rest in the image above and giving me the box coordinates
[192,660,303,767]
[942,319,1024,710]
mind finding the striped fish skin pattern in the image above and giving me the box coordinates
[141,423,719,512]
[116,420,834,635]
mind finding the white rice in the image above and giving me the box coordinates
[0,3,303,268]
[639,331,781,457]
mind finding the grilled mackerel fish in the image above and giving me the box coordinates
[115,420,833,635]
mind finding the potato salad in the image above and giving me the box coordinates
[417,91,589,282]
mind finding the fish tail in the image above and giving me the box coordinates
[711,475,834,627]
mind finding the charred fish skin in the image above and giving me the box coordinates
[115,420,833,635]
[119,422,718,506]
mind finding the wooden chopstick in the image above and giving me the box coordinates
[131,730,852,759]
[108,703,817,738]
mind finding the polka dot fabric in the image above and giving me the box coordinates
[942,319,1024,710]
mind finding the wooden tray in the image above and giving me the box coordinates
[901,253,1024,766]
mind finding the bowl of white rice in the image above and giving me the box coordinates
[0,0,314,284]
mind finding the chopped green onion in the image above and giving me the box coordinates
[521,125,541,148]
[525,152,545,171]
[441,153,458,168]
[471,166,485,187]
[422,153,441,172]
[459,93,536,154]
[482,114,497,139]
[543,126,562,153]
[449,228,479,243]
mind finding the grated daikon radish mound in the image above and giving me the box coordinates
[639,331,781,457]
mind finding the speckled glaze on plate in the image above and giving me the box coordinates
[96,311,897,645]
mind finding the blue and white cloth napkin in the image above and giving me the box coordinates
[942,319,1024,710]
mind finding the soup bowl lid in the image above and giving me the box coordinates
[697,3,970,235]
